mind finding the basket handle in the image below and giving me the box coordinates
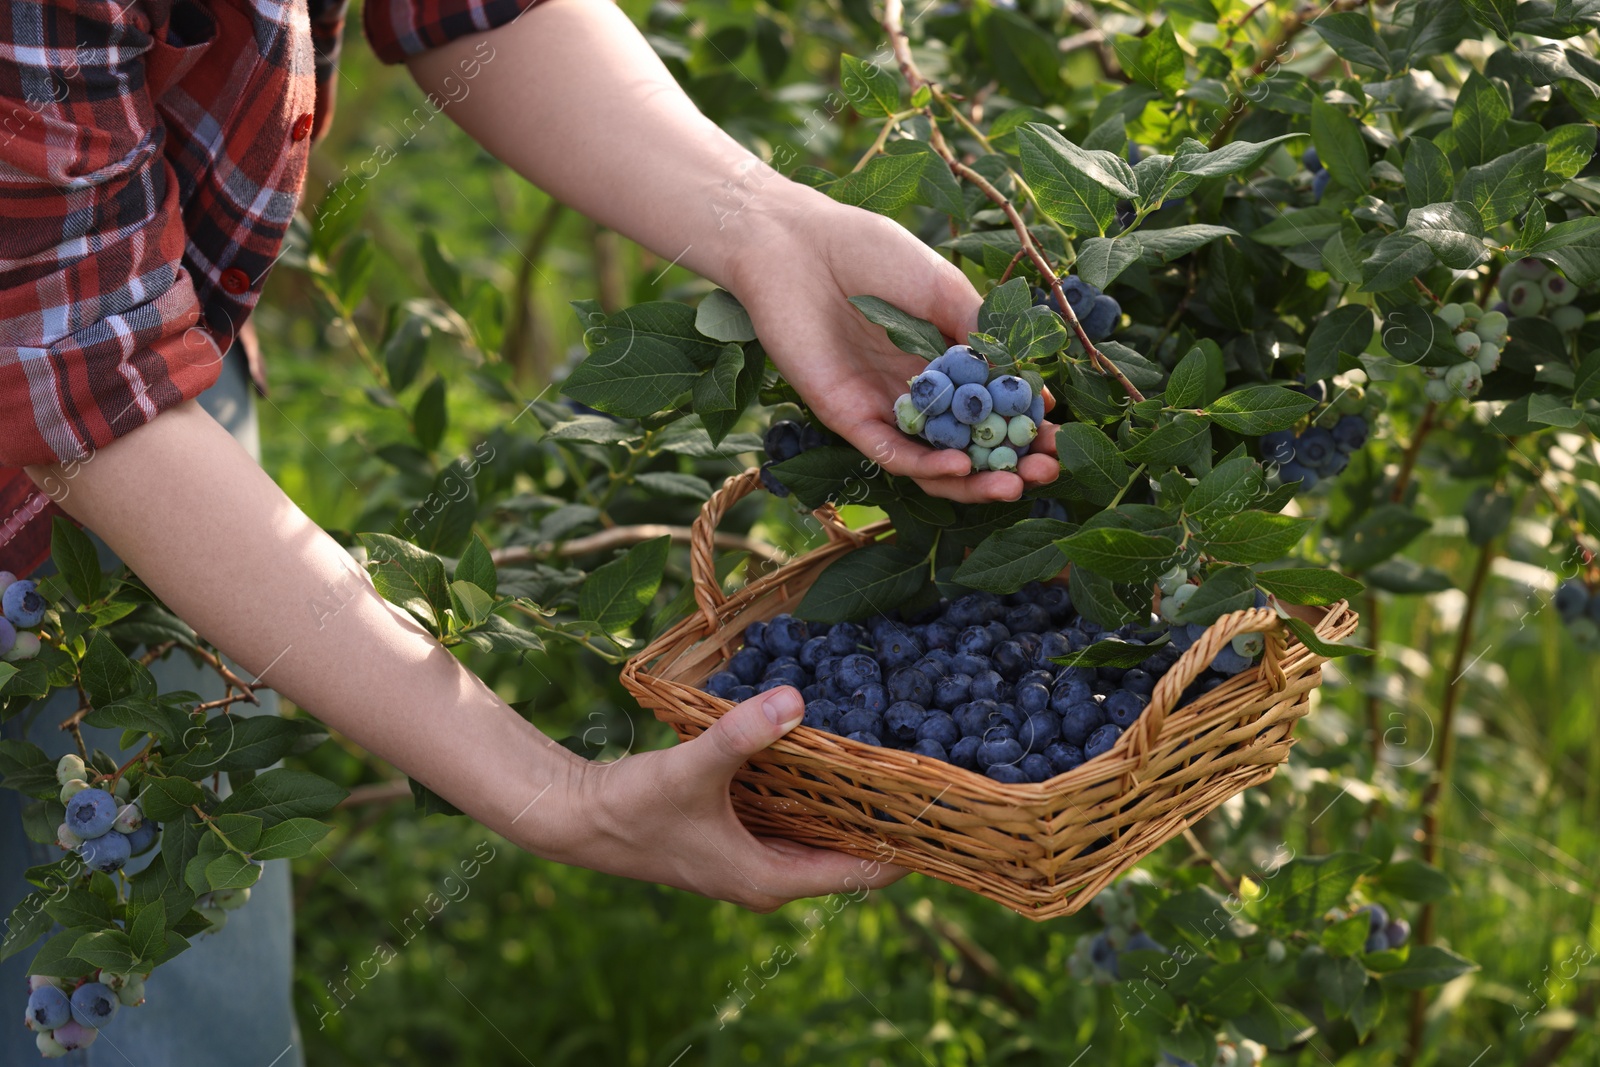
[688,467,866,630]
[1123,607,1289,771]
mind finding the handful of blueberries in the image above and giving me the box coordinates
[700,582,1265,784]
[893,345,1047,472]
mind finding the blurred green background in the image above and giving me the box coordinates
[254,1,1600,1063]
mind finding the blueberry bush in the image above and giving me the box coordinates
[10,0,1600,1062]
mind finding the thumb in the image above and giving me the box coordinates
[692,686,806,777]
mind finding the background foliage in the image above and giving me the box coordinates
[76,0,1600,1063]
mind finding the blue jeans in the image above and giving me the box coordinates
[0,350,304,1067]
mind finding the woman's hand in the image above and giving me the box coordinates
[561,687,905,911]
[728,187,1060,504]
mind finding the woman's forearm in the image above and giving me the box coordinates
[405,0,816,291]
[27,402,590,859]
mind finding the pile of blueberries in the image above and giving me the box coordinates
[759,417,830,496]
[1032,273,1123,343]
[893,345,1047,471]
[55,753,158,875]
[0,571,48,662]
[24,971,145,1058]
[700,581,1265,784]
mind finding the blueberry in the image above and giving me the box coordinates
[906,737,945,761]
[1296,427,1336,469]
[65,788,118,839]
[799,423,829,451]
[1,579,45,628]
[1057,275,1100,316]
[727,647,769,685]
[764,421,805,463]
[992,640,1032,678]
[970,669,1005,701]
[895,393,928,435]
[956,626,995,657]
[1015,681,1051,714]
[802,699,840,731]
[1060,701,1106,745]
[933,673,972,709]
[1028,391,1046,428]
[1011,752,1050,782]
[1332,414,1368,453]
[923,412,972,450]
[79,830,132,873]
[1303,146,1322,173]
[1279,461,1318,489]
[912,655,950,684]
[951,383,993,425]
[1126,931,1167,954]
[759,462,790,497]
[983,619,1012,645]
[1082,295,1121,341]
[986,763,1030,783]
[1364,931,1389,953]
[1089,931,1119,976]
[729,685,756,702]
[1259,429,1297,464]
[1005,604,1051,634]
[1556,581,1589,622]
[916,712,961,748]
[744,620,769,651]
[921,622,958,650]
[1121,669,1155,696]
[837,653,881,691]
[70,981,118,1028]
[1103,689,1146,728]
[851,682,889,714]
[1360,902,1389,932]
[1321,449,1350,476]
[876,625,923,668]
[798,636,829,671]
[949,651,987,675]
[884,701,927,743]
[987,445,1019,472]
[1210,645,1254,676]
[953,702,991,737]
[839,708,885,740]
[1084,723,1123,758]
[888,667,933,706]
[1384,918,1411,948]
[1312,168,1332,200]
[1044,740,1084,774]
[977,736,1026,769]
[988,376,1032,417]
[28,985,71,1030]
[827,622,865,655]
[929,345,990,386]
[705,671,741,698]
[51,1020,97,1051]
[1051,678,1094,715]
[909,369,956,415]
[767,615,810,657]
[950,735,982,769]
[845,731,883,746]
[1039,586,1072,620]
[1019,712,1062,751]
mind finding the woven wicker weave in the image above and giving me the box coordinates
[621,468,1359,920]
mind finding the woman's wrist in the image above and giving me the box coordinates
[712,176,834,294]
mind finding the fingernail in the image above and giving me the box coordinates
[762,686,803,726]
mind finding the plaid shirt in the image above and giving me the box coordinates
[0,0,540,575]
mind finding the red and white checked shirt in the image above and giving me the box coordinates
[0,0,540,574]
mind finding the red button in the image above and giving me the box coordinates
[219,268,251,295]
[291,113,314,142]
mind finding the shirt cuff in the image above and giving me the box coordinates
[363,0,546,64]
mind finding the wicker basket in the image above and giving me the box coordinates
[621,468,1360,920]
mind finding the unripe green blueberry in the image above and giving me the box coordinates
[1335,385,1366,414]
[1552,304,1587,334]
[112,777,131,801]
[1160,582,1197,623]
[55,754,85,787]
[1232,632,1265,658]
[987,445,1019,472]
[116,976,146,1007]
[1446,361,1483,397]
[970,412,1007,447]
[36,1030,69,1058]
[198,906,228,934]
[112,803,143,834]
[213,886,252,911]
[1437,303,1465,328]
[1215,1045,1239,1067]
[1476,309,1508,340]
[1506,279,1546,316]
[1542,272,1579,305]
[59,778,88,804]
[1157,565,1187,597]
[1006,414,1038,448]
[1424,377,1453,403]
[893,393,926,436]
[1266,938,1287,964]
[1454,330,1481,358]
[1475,341,1500,374]
[4,631,40,662]
[1366,389,1388,413]
[1315,406,1341,429]
[967,444,992,470]
[1461,302,1484,320]
[56,823,82,850]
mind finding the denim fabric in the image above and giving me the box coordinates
[0,350,305,1067]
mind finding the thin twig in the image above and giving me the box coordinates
[997,247,1028,285]
[1183,827,1240,897]
[193,692,261,715]
[1390,401,1438,503]
[137,641,177,667]
[193,647,260,704]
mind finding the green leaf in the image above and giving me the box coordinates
[1283,615,1376,656]
[1019,123,1132,235]
[692,344,744,414]
[1122,413,1212,467]
[180,715,313,776]
[1131,20,1185,95]
[1541,123,1598,181]
[418,230,464,309]
[28,928,98,979]
[1376,859,1455,901]
[71,929,138,973]
[1318,955,1370,1018]
[1350,977,1386,1040]
[1051,635,1168,669]
[1453,71,1512,168]
[0,893,57,963]
[693,290,756,343]
[51,516,102,605]
[42,886,114,932]
[633,471,713,501]
[1068,566,1148,629]
[332,231,376,307]
[1311,99,1370,193]
[797,544,930,624]
[1165,346,1212,408]
[359,533,452,632]
[251,817,333,861]
[978,278,1032,335]
[79,633,152,708]
[578,535,671,632]
[1462,0,1516,37]
[1134,224,1240,266]
[827,152,927,215]
[1381,945,1478,989]
[1404,138,1454,206]
[1339,504,1432,572]
[700,341,766,446]
[1525,216,1600,285]
[1361,234,1439,292]
[382,312,430,393]
[1256,568,1364,605]
[883,139,968,219]
[1205,386,1319,435]
[0,739,59,799]
[1173,134,1303,178]
[847,296,947,360]
[1268,852,1381,927]
[1185,456,1265,521]
[1457,144,1548,228]
[1233,1002,1317,1050]
[564,302,719,417]
[1056,528,1181,584]
[1306,305,1375,382]
[1075,237,1143,290]
[1464,486,1513,545]
[215,768,349,826]
[840,53,900,117]
[1402,0,1473,64]
[412,377,447,451]
[1311,12,1391,71]
[769,446,875,509]
[1056,424,1132,505]
[1394,202,1489,269]
[1250,204,1346,248]
[138,774,204,822]
[953,520,1074,593]
[1004,305,1069,362]
[205,852,265,892]
[1194,511,1314,564]
[455,534,498,596]
[1175,566,1260,625]
[128,899,167,963]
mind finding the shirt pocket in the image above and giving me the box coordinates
[146,0,219,99]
